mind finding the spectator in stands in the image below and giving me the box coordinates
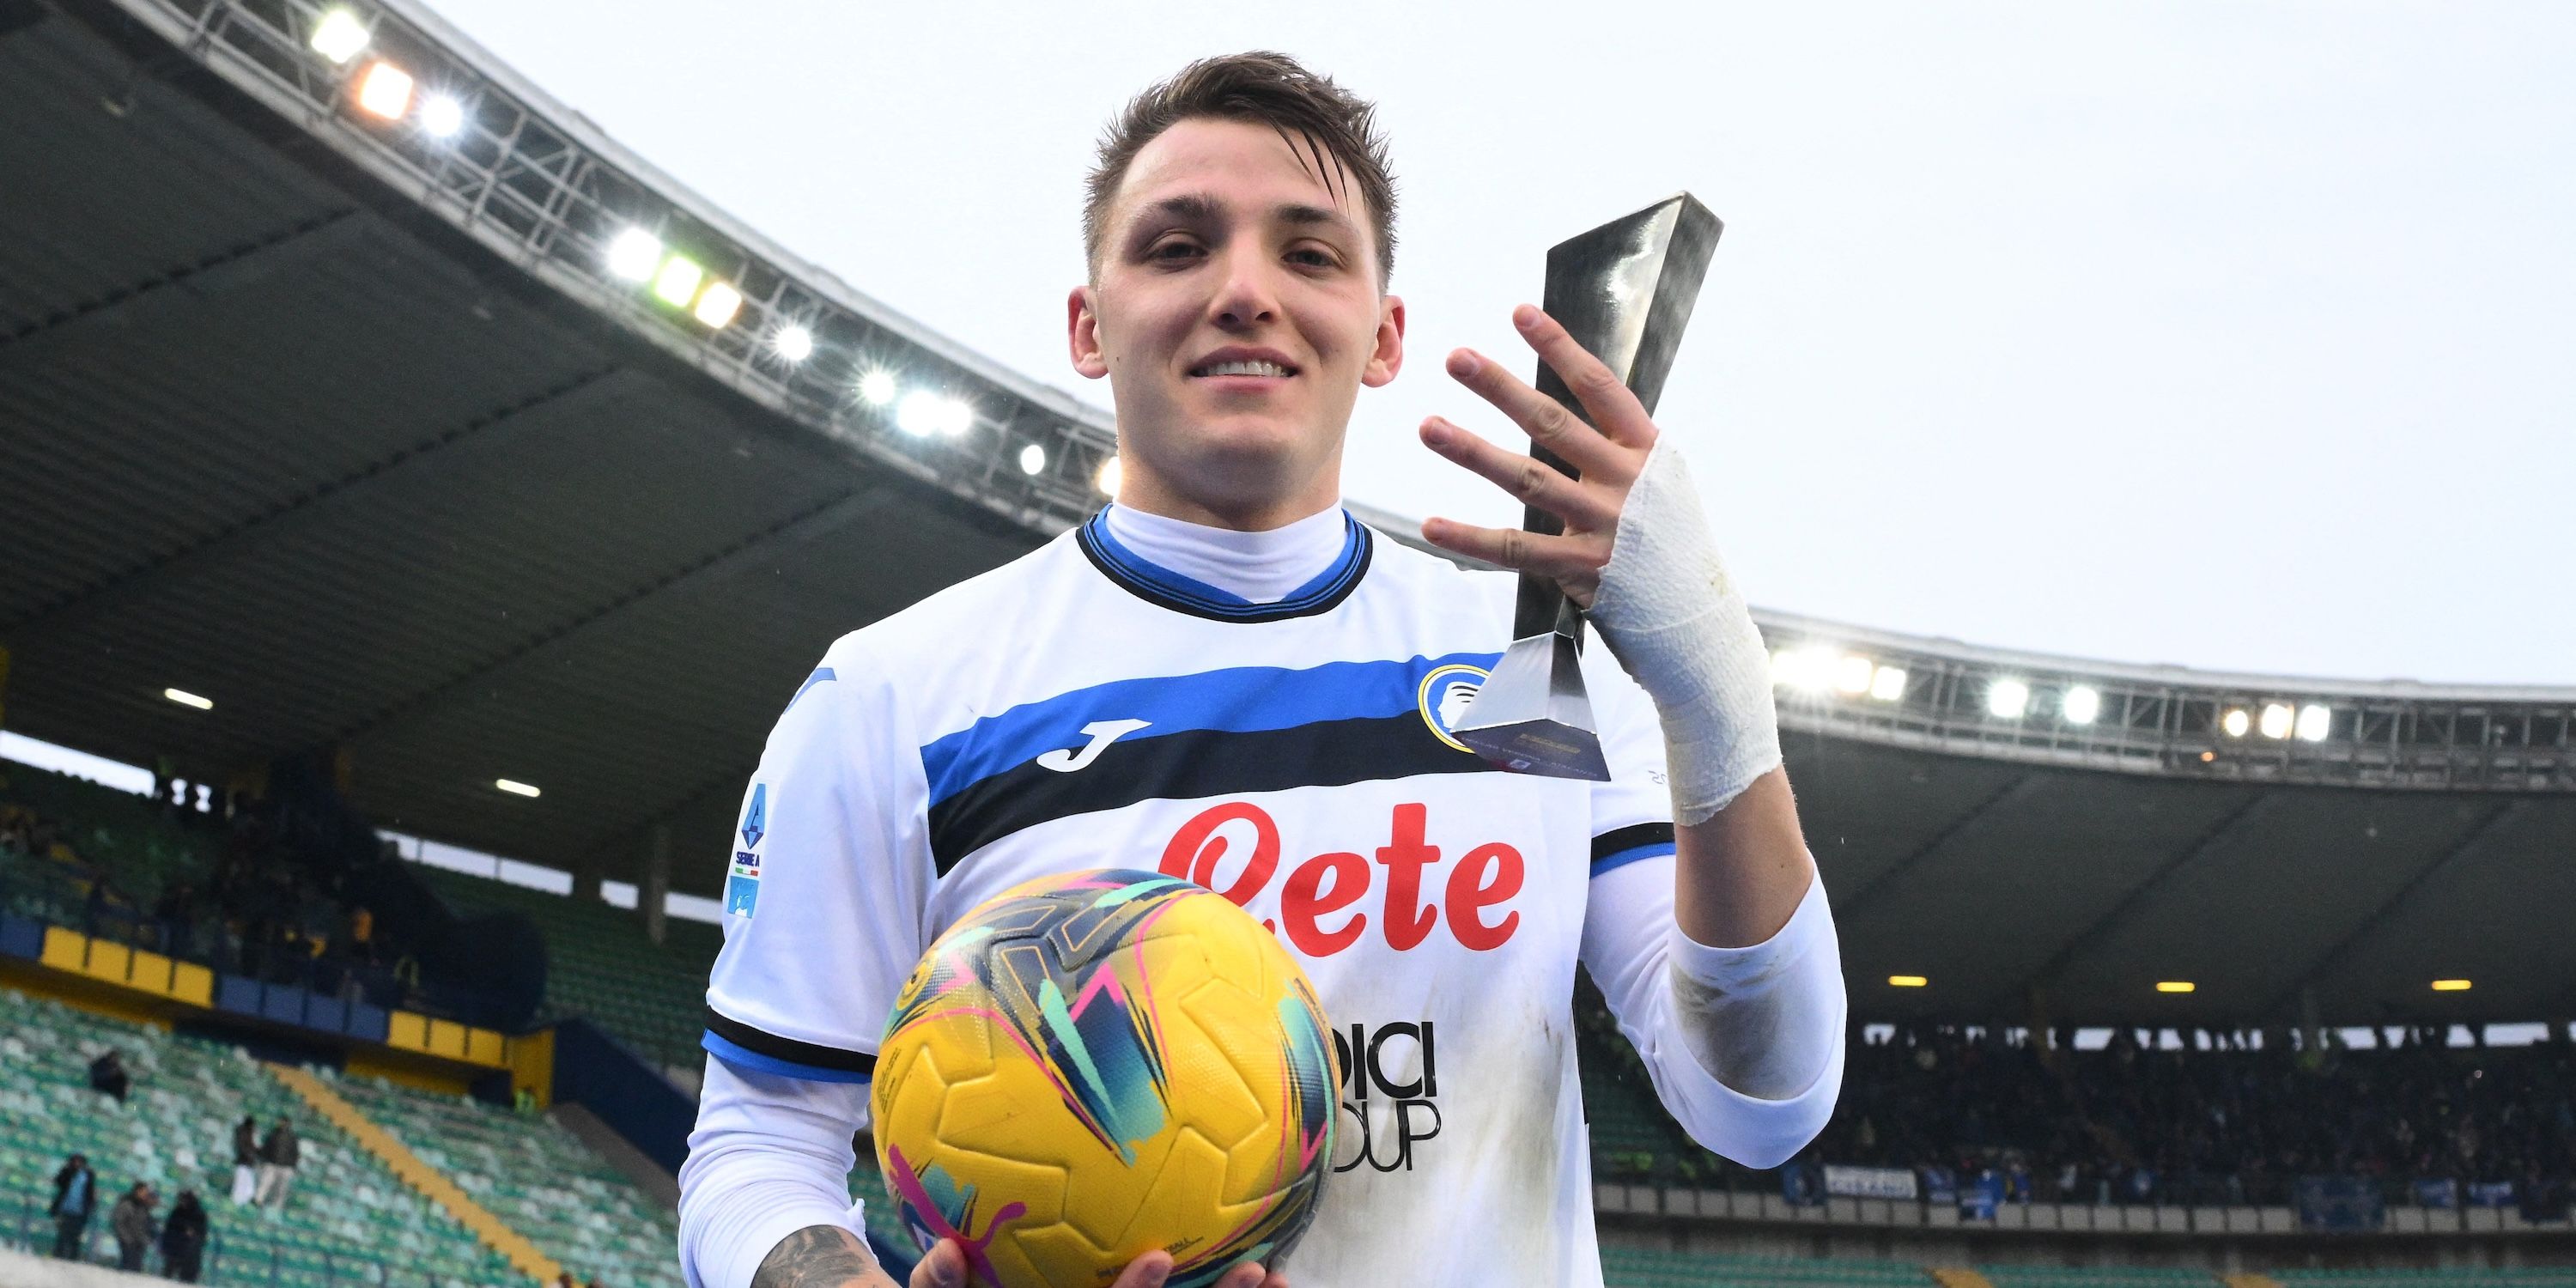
[229,1115,260,1206]
[111,1182,157,1272]
[48,1152,95,1261]
[554,1270,578,1288]
[254,1116,299,1208]
[88,1048,131,1103]
[161,1190,209,1284]
[153,882,199,957]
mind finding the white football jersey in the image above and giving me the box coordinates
[700,509,1829,1287]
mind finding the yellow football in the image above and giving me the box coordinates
[872,868,1339,1287]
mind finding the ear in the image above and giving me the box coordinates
[1067,284,1109,380]
[1360,293,1406,388]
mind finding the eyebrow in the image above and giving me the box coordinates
[1132,193,1359,240]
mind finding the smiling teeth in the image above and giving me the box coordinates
[1196,361,1290,377]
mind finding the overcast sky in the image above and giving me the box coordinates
[426,0,2572,686]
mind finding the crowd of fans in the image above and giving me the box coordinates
[1577,980,2576,1214]
[1,769,413,1009]
[1811,1022,2576,1210]
[37,1047,303,1279]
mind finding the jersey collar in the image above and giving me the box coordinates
[1075,507,1373,623]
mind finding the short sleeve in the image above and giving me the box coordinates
[702,644,936,1083]
[1581,633,1677,878]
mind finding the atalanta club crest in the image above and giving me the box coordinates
[1416,663,1490,755]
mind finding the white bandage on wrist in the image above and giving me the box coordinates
[1586,437,1781,824]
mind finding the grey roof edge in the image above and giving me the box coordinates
[373,0,1119,448]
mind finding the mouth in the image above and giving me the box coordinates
[1188,351,1299,380]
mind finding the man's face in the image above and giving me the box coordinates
[1070,117,1403,526]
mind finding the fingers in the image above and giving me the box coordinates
[908,1240,963,1288]
[1419,517,1607,607]
[1441,347,1637,485]
[1214,1263,1277,1288]
[1508,303,1659,451]
[1419,417,1619,532]
[1109,1250,1176,1288]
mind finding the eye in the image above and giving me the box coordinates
[1148,237,1204,263]
[1288,246,1338,269]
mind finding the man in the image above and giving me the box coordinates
[111,1182,156,1272]
[161,1189,210,1284]
[255,1117,298,1209]
[88,1048,130,1103]
[677,52,1843,1288]
[49,1153,94,1261]
[229,1114,259,1206]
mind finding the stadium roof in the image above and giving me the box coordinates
[3,0,2569,1028]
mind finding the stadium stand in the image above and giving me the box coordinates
[410,868,716,1073]
[326,1072,678,1288]
[1598,1245,1943,1285]
[2275,1273,2576,1288]
[0,986,508,1288]
[1978,1269,2216,1288]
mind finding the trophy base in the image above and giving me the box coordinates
[1452,632,1612,781]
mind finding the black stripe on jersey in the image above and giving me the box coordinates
[1075,516,1374,623]
[1590,822,1677,869]
[703,1006,878,1077]
[928,713,1494,872]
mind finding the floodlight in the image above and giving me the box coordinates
[162,688,213,711]
[2199,750,2216,762]
[2431,979,2471,992]
[896,391,963,437]
[355,61,413,120]
[2155,981,2195,993]
[2221,708,2251,738]
[605,228,661,282]
[1769,647,1836,693]
[1986,678,2030,720]
[1834,655,1874,696]
[495,779,541,799]
[418,93,465,139]
[653,256,704,307]
[771,324,814,362]
[2295,704,2331,742]
[309,9,369,64]
[1886,975,1928,988]
[1018,444,1046,475]
[1097,455,1122,495]
[858,370,897,406]
[1868,665,1907,702]
[2258,703,2294,739]
[2063,684,2101,726]
[692,281,743,328]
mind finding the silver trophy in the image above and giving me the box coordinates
[1451,194,1723,780]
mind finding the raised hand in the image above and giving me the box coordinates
[1419,303,1662,609]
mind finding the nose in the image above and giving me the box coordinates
[1207,241,1282,331]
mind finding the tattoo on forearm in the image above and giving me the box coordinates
[752,1224,882,1288]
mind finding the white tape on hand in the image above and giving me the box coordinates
[1587,437,1781,824]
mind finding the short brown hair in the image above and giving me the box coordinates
[1084,52,1398,289]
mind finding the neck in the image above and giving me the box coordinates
[1114,445,1344,532]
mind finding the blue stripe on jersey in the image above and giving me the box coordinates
[702,1030,873,1084]
[1591,840,1677,878]
[920,650,1504,808]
